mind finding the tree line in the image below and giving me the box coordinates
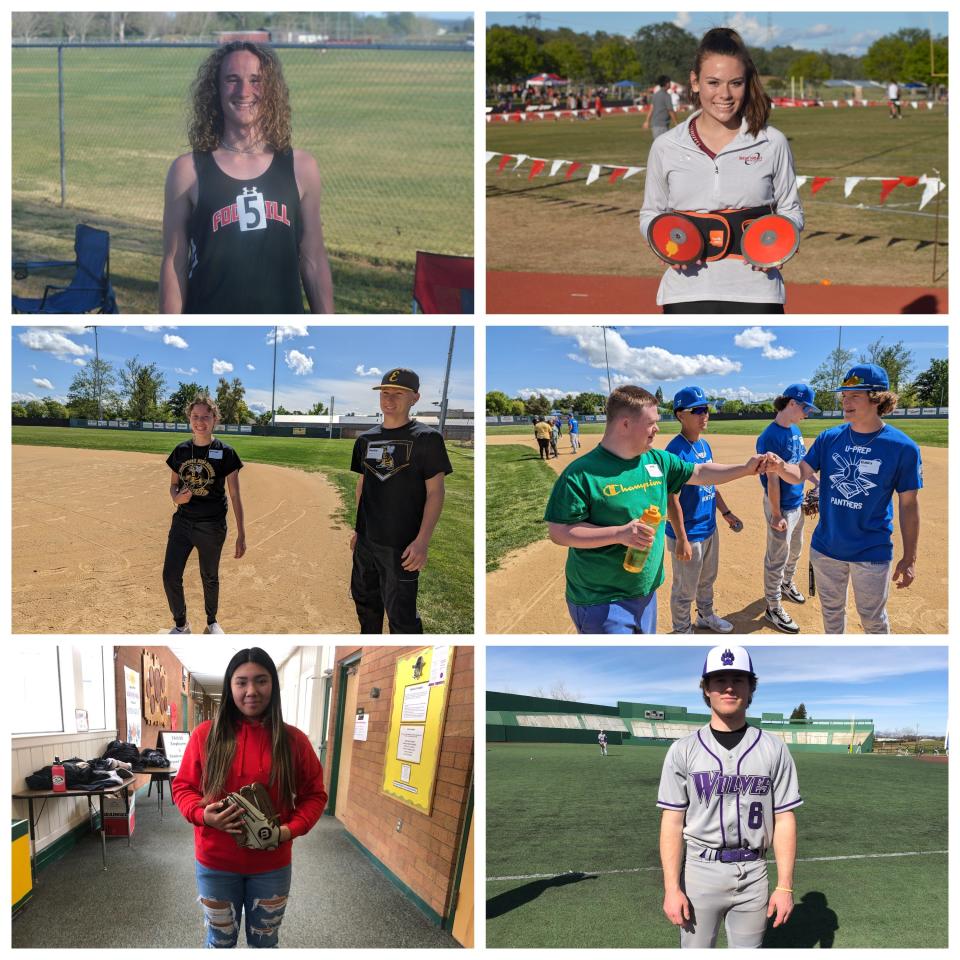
[12,356,329,425]
[487,22,947,90]
[487,342,947,417]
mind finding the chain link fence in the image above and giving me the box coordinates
[12,42,472,305]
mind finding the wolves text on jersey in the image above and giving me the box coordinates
[691,771,772,803]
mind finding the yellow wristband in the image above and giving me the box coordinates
[775,886,793,893]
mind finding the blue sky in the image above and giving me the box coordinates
[486,11,948,57]
[486,325,947,404]
[487,646,948,735]
[12,324,473,416]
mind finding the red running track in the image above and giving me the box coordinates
[487,271,947,314]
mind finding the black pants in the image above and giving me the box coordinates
[162,512,227,627]
[350,536,423,634]
[663,301,785,314]
[537,438,551,459]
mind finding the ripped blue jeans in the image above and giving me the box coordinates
[195,862,292,948]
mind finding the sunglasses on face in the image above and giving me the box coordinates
[689,406,709,415]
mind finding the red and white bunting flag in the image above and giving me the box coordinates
[844,176,864,198]
[585,164,602,185]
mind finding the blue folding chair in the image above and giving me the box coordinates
[13,224,119,313]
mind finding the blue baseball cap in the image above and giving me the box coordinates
[837,363,889,392]
[782,383,821,414]
[673,385,712,413]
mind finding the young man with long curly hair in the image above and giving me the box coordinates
[160,41,333,314]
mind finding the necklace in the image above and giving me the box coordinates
[218,139,267,155]
[845,423,885,447]
[683,434,707,459]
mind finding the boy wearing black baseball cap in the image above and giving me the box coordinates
[349,367,453,633]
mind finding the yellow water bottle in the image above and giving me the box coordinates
[623,505,663,573]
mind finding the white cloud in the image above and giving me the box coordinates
[144,325,176,333]
[734,326,795,360]
[726,13,778,45]
[163,334,188,349]
[355,364,383,377]
[551,327,740,384]
[307,345,316,351]
[18,329,93,362]
[29,364,37,370]
[246,363,256,371]
[566,353,586,364]
[804,23,834,38]
[175,367,199,376]
[13,391,66,404]
[517,387,574,401]
[712,386,775,403]
[267,325,309,345]
[285,350,314,376]
[674,12,691,29]
[32,377,54,390]
[248,401,268,414]
[72,358,86,366]
[212,358,234,375]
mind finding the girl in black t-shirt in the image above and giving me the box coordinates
[163,396,245,634]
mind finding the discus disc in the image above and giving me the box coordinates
[741,214,800,268]
[649,212,704,265]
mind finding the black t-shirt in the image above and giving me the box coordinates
[710,723,751,750]
[184,150,304,314]
[166,438,243,520]
[351,420,453,549]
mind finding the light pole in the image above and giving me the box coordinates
[601,326,612,396]
[85,325,102,419]
[439,326,456,435]
[270,325,278,426]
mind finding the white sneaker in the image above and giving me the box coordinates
[168,623,191,634]
[204,622,225,635]
[695,612,734,633]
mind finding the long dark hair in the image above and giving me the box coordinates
[201,648,296,811]
[691,28,770,136]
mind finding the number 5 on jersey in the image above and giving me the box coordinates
[238,188,267,232]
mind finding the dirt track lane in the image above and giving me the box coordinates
[13,446,356,634]
[487,433,947,635]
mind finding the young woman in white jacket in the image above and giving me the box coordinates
[640,28,803,313]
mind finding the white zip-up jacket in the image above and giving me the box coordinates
[640,110,804,306]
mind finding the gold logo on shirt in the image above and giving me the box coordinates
[179,459,215,496]
[603,480,660,496]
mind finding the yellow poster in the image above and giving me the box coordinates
[381,646,455,813]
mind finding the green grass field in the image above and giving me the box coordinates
[12,46,472,313]
[486,107,948,287]
[486,742,948,948]
[12,425,473,633]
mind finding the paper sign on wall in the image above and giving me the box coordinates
[354,714,369,741]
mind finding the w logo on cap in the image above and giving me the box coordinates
[721,649,736,666]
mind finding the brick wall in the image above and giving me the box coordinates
[327,645,473,921]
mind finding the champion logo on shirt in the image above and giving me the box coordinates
[738,152,763,165]
[211,199,292,232]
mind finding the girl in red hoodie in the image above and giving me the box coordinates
[172,648,327,947]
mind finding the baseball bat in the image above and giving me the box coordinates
[808,559,816,597]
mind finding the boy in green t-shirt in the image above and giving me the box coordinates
[544,385,770,634]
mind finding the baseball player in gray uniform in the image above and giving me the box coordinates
[657,645,802,948]
[598,730,608,756]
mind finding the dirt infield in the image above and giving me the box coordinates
[486,271,948,314]
[487,433,947,635]
[13,447,356,634]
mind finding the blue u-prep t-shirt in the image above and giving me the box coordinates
[756,421,806,511]
[804,423,922,562]
[664,434,716,543]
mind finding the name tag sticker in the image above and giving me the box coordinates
[366,446,384,462]
[209,449,223,459]
[237,188,267,232]
[858,459,880,475]
[645,463,663,477]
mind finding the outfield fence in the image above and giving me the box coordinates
[12,41,473,266]
[487,407,948,425]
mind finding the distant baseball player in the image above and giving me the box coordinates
[598,730,608,756]
[887,79,902,119]
[763,364,921,633]
[568,414,581,453]
[657,645,802,948]
[544,385,770,634]
[665,386,742,634]
[350,368,453,633]
[161,40,333,314]
[163,395,245,634]
[755,383,819,634]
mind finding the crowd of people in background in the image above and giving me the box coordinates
[532,415,579,459]
[488,80,685,114]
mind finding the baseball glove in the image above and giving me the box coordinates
[802,487,820,517]
[224,782,281,851]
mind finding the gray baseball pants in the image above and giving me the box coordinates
[762,500,804,607]
[809,547,892,633]
[667,529,719,631]
[680,854,769,948]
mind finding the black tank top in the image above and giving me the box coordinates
[185,149,304,314]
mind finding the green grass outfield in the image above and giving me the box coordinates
[13,425,473,633]
[487,107,947,287]
[486,418,947,445]
[486,742,948,948]
[12,46,472,313]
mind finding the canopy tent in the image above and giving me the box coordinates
[525,72,567,87]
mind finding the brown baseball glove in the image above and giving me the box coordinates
[224,782,281,850]
[802,487,820,517]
